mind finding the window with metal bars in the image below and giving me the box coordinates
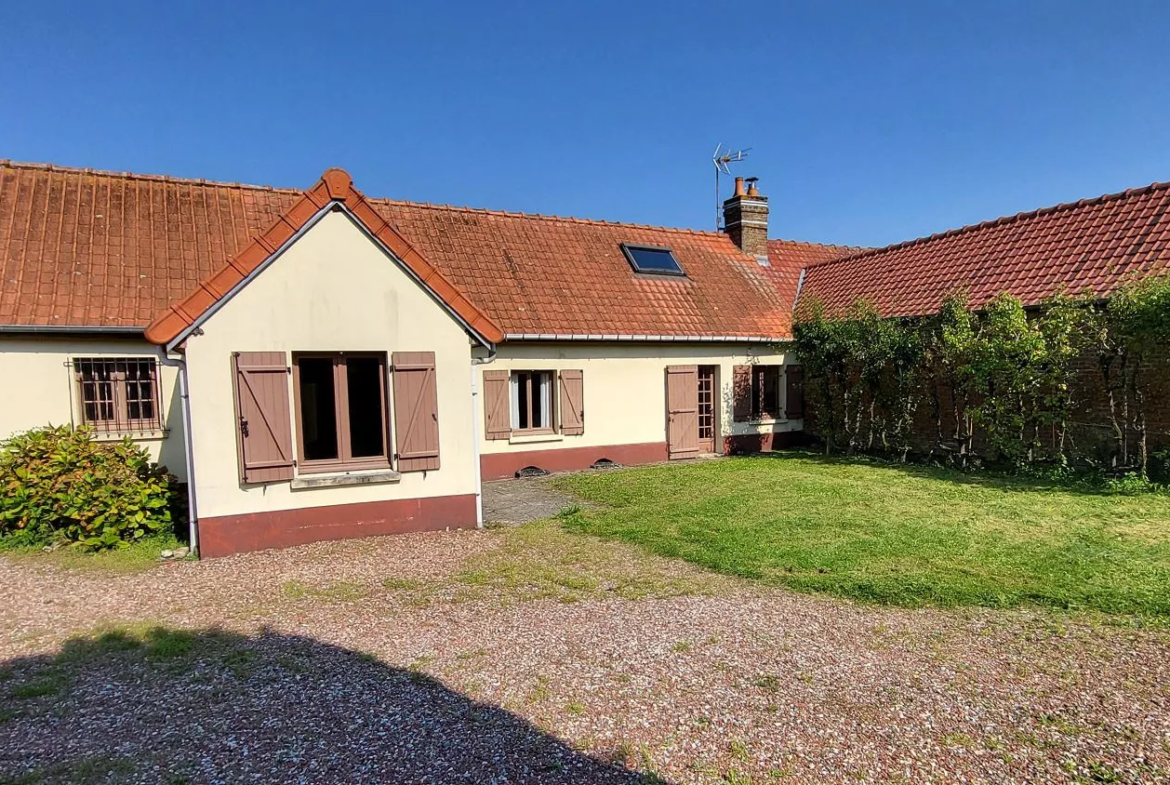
[72,358,162,434]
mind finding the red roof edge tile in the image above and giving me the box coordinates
[143,168,505,346]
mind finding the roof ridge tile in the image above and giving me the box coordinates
[366,196,724,237]
[2,159,731,239]
[0,159,303,195]
[769,238,865,253]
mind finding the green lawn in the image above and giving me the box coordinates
[553,455,1170,620]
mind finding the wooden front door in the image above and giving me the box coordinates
[665,365,699,460]
[697,365,717,454]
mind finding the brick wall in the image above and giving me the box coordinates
[722,195,769,259]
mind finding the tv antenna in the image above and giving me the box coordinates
[713,144,751,230]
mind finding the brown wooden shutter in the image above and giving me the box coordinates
[786,365,805,419]
[392,352,441,472]
[558,370,584,435]
[233,352,295,484]
[732,365,752,422]
[665,365,700,460]
[482,369,511,440]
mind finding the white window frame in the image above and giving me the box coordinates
[509,370,553,432]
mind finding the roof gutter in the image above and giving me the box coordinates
[0,324,144,336]
[502,333,785,344]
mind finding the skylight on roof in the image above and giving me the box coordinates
[621,244,685,276]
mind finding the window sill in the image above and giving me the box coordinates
[298,459,392,475]
[291,469,402,490]
[748,417,785,426]
[90,429,169,442]
[508,431,564,445]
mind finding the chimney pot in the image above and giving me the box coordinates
[746,177,759,197]
[733,176,745,196]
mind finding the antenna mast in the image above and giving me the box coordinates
[712,144,751,230]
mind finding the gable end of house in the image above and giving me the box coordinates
[143,168,504,350]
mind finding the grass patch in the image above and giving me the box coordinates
[281,580,368,602]
[554,454,1170,619]
[0,534,183,575]
[144,628,196,660]
[219,649,258,679]
[451,517,732,603]
[456,648,487,660]
[527,675,552,704]
[49,624,245,679]
[0,625,259,739]
[754,674,781,693]
[382,576,425,590]
[0,754,137,785]
[9,675,64,700]
[53,623,203,664]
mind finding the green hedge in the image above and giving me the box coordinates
[793,275,1170,474]
[0,425,181,550]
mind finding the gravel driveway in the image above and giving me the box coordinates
[482,477,584,525]
[1,527,1168,784]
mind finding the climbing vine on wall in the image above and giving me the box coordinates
[792,274,1170,474]
[1092,275,1170,473]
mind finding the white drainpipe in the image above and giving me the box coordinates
[470,347,498,527]
[157,348,199,556]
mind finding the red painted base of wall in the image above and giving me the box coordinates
[197,494,478,558]
[724,431,810,455]
[481,442,669,480]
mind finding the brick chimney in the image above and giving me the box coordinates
[722,176,769,259]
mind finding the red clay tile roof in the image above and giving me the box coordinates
[800,181,1170,317]
[0,161,297,329]
[0,161,797,341]
[368,200,797,339]
[143,169,504,346]
[764,239,862,310]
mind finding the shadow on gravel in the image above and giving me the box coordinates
[0,627,663,784]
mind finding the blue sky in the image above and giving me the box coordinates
[2,1,1168,247]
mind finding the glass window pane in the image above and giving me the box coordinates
[541,372,553,428]
[125,371,154,423]
[509,374,520,430]
[80,361,116,423]
[623,245,684,275]
[751,368,763,419]
[764,368,777,418]
[299,358,338,461]
[346,357,386,459]
[516,372,531,430]
[531,373,545,429]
